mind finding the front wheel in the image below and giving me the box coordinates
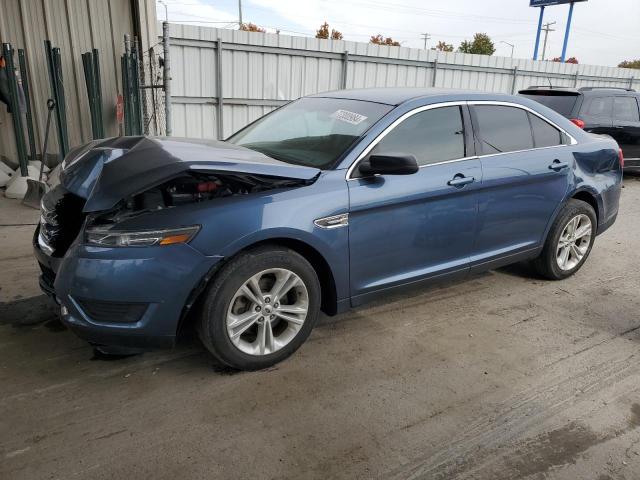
[533,199,597,280]
[198,246,321,370]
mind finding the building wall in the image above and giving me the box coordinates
[0,0,156,166]
[166,24,638,140]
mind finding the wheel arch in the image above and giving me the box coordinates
[239,237,339,316]
[178,235,340,337]
[570,188,601,225]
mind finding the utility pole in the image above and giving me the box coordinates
[541,21,556,61]
[238,0,243,28]
[421,33,431,50]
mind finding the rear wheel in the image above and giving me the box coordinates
[198,246,321,370]
[533,199,597,280]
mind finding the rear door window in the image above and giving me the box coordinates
[474,105,534,154]
[613,97,640,122]
[528,113,564,148]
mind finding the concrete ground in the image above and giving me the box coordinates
[1,176,640,480]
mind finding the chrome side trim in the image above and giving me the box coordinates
[345,100,578,180]
[314,213,349,229]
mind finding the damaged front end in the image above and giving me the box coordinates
[83,170,310,247]
[37,136,319,263]
[33,137,321,348]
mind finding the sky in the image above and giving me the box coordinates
[156,0,639,67]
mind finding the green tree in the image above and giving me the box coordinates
[239,22,265,33]
[619,59,640,69]
[315,22,343,40]
[370,34,401,46]
[458,33,495,55]
[432,41,454,52]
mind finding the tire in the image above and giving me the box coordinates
[532,199,597,280]
[197,245,321,370]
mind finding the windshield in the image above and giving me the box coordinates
[227,97,393,169]
[520,92,579,117]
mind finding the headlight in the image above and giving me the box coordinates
[85,225,200,247]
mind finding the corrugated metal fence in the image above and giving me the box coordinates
[167,24,637,140]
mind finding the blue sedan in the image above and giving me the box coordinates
[34,88,623,370]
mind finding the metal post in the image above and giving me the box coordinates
[93,49,104,137]
[123,34,132,135]
[533,6,544,60]
[44,41,69,159]
[573,71,579,88]
[238,0,243,27]
[149,46,159,134]
[2,43,29,177]
[511,66,518,94]
[131,38,143,135]
[82,52,97,138]
[163,21,172,136]
[431,59,438,87]
[18,49,36,162]
[629,76,634,90]
[341,51,349,89]
[560,2,575,62]
[52,47,69,157]
[216,38,224,140]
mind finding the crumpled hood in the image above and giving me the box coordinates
[60,136,321,212]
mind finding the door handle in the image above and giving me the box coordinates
[548,160,569,171]
[447,175,475,187]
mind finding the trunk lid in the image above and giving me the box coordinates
[59,136,321,212]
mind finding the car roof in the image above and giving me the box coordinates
[308,87,514,106]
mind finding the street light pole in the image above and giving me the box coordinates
[501,41,514,58]
[159,0,168,21]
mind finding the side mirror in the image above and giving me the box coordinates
[358,153,419,176]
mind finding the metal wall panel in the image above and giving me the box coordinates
[167,25,638,141]
[0,0,156,167]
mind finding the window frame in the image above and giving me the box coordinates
[346,101,577,179]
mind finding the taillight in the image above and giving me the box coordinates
[619,148,624,168]
[570,118,585,129]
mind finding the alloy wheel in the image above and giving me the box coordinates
[556,214,592,271]
[226,268,309,356]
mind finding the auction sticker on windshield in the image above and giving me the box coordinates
[331,109,368,125]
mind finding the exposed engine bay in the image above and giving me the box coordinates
[87,172,309,227]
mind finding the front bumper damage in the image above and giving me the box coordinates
[34,225,222,350]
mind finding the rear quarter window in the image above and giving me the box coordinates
[528,113,564,148]
[613,97,640,122]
